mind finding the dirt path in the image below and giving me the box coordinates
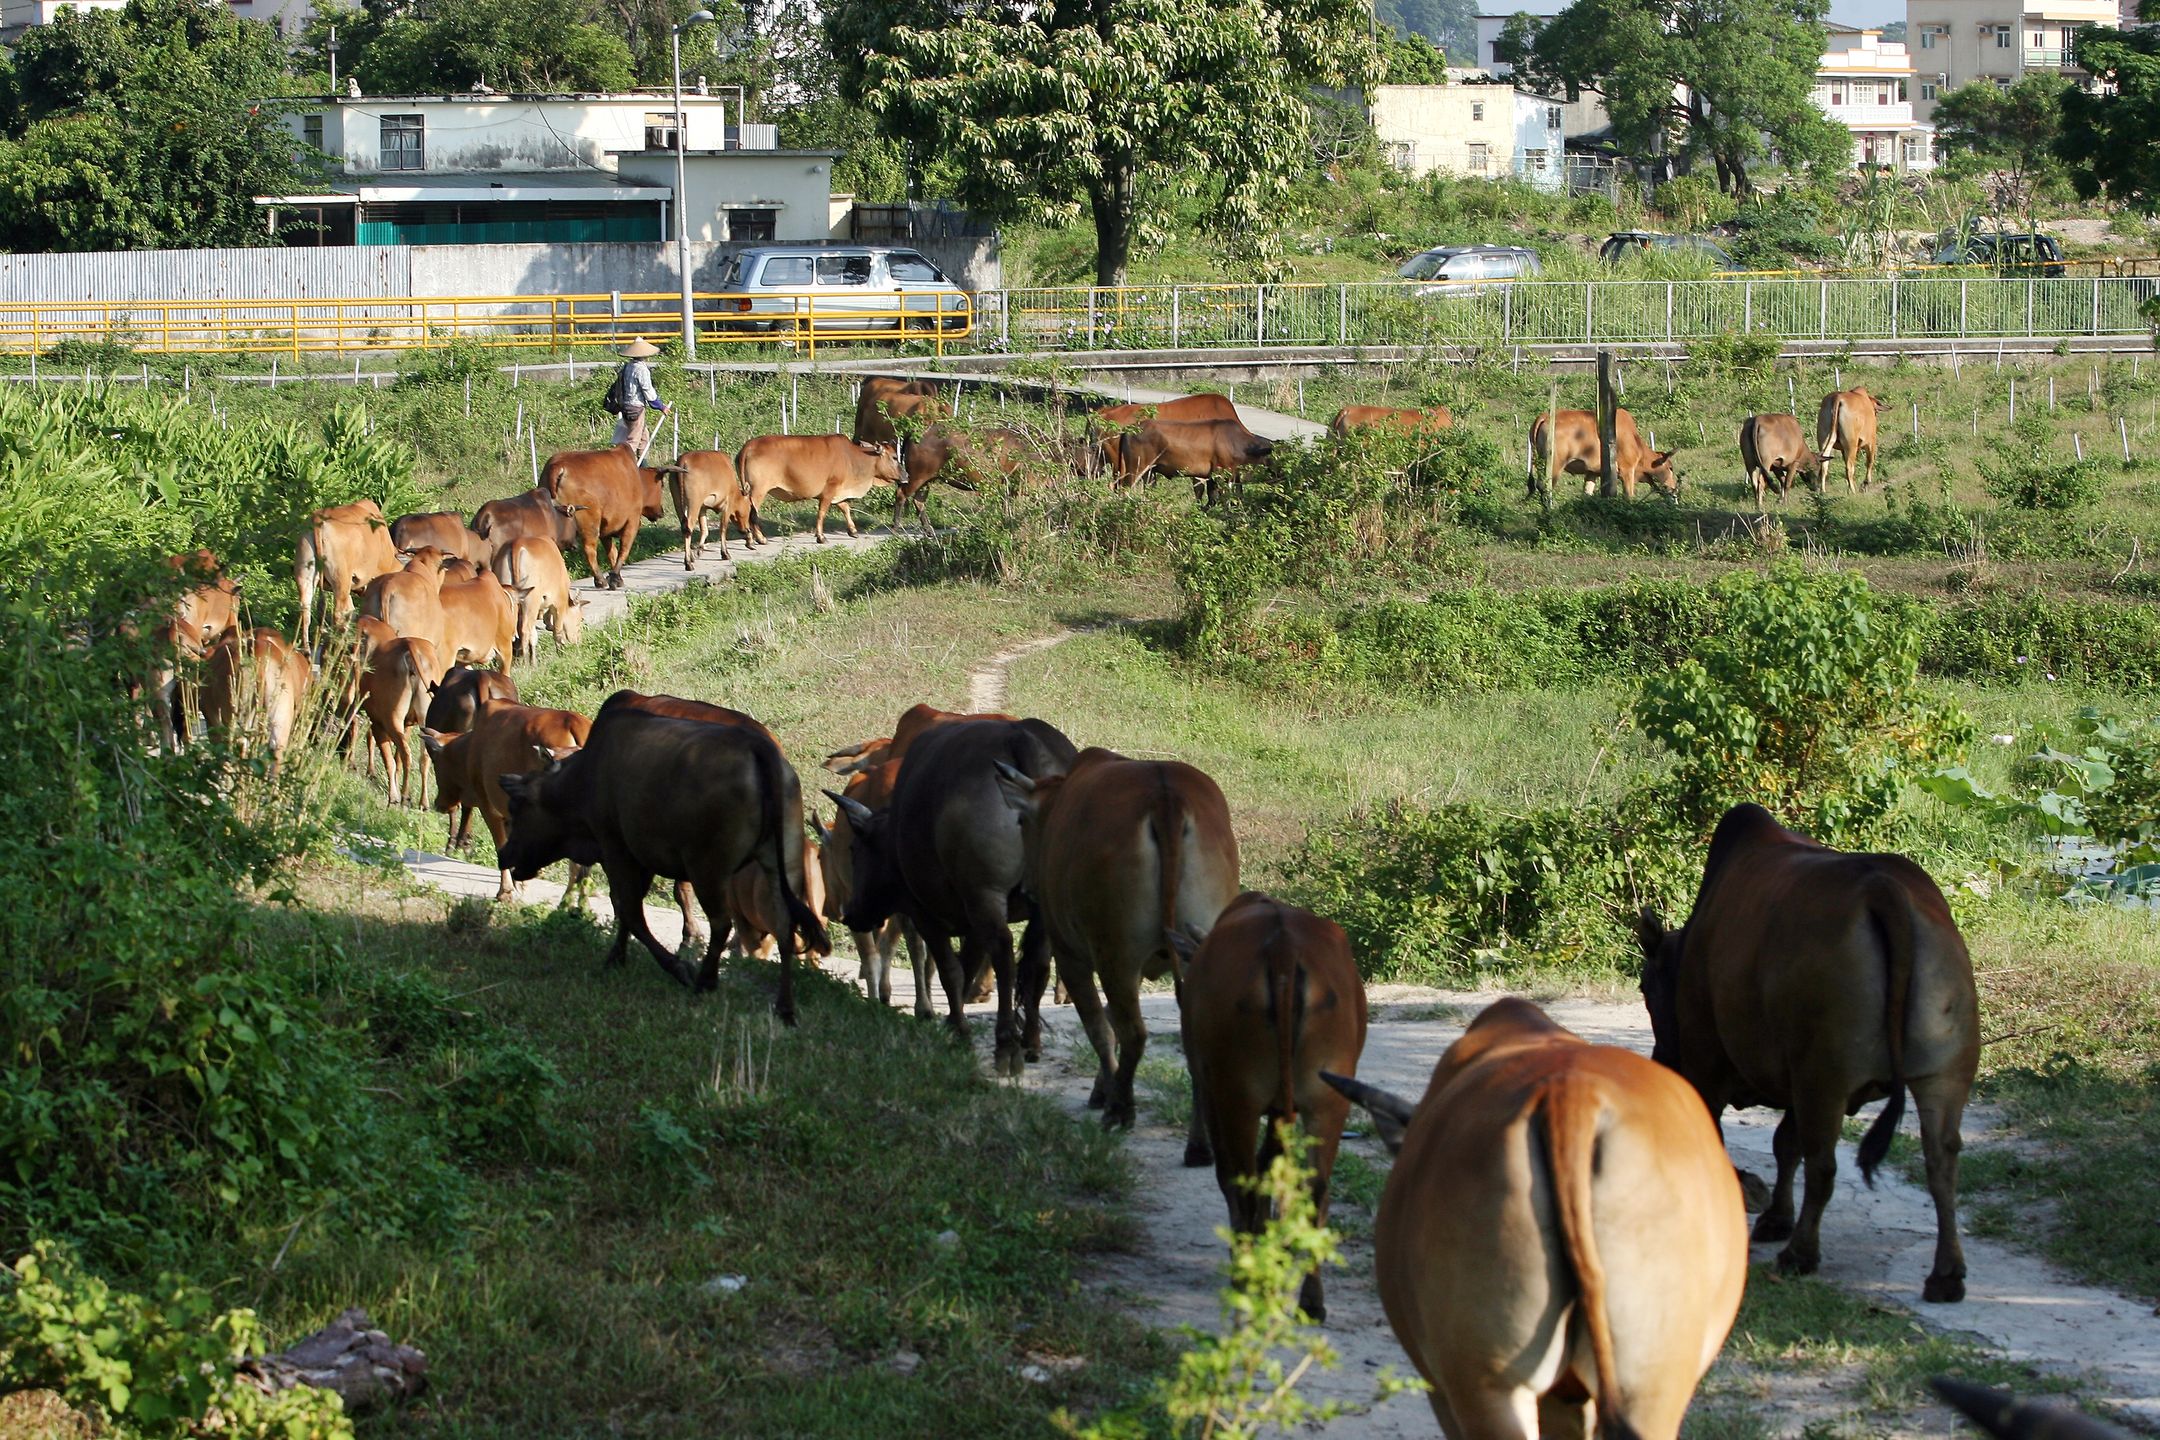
[965,629,1081,712]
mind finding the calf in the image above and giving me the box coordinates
[1817,386,1880,493]
[391,511,493,567]
[738,434,903,544]
[357,635,440,806]
[297,498,401,644]
[473,488,580,554]
[1173,892,1366,1321]
[1113,419,1274,503]
[1327,404,1452,437]
[1528,408,1678,503]
[992,748,1241,1135]
[1638,803,1979,1301]
[439,570,516,672]
[1739,412,1827,509]
[1325,998,1748,1440]
[491,535,587,657]
[202,626,312,777]
[419,698,591,900]
[667,449,752,567]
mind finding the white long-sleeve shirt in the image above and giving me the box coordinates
[618,359,660,410]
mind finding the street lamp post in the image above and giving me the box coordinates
[672,10,716,358]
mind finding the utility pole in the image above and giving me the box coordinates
[672,10,716,357]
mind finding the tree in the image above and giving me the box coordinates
[1503,0,1849,193]
[337,0,635,93]
[1376,0,1475,64]
[2058,7,2160,209]
[829,0,1380,286]
[0,0,317,253]
[1382,30,1453,84]
[1933,73,2068,237]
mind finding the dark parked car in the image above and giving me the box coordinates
[1929,231,2066,278]
[1599,231,1740,271]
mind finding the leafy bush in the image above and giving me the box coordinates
[1636,564,1974,846]
[1727,190,1842,270]
[1978,413,2106,511]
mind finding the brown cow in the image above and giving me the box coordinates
[1327,404,1453,438]
[438,570,515,673]
[202,627,313,778]
[538,445,666,590]
[391,511,493,567]
[666,449,752,568]
[146,550,242,752]
[420,699,591,900]
[496,695,827,1012]
[332,613,400,740]
[1528,408,1678,503]
[1739,413,1828,510]
[425,663,518,738]
[361,547,450,653]
[1324,998,1748,1440]
[491,535,587,657]
[993,748,1241,1136]
[297,498,402,645]
[1817,387,1880,493]
[738,434,903,545]
[1113,419,1274,504]
[1638,803,1979,1302]
[895,425,1030,533]
[853,377,947,447]
[472,488,580,555]
[1091,392,1239,432]
[1172,892,1367,1321]
[356,635,440,806]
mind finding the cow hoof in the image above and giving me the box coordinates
[994,1046,1023,1078]
[1774,1245,1820,1277]
[1751,1212,1796,1244]
[1183,1140,1212,1169]
[1085,1079,1107,1109]
[608,572,625,590]
[1102,1103,1135,1131]
[1297,1279,1326,1323]
[1923,1273,1966,1304]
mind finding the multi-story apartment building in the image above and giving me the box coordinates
[1813,24,1937,172]
[1907,0,2120,122]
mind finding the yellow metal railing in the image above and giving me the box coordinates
[0,290,973,358]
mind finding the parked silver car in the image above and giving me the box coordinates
[713,246,968,333]
[1398,245,1542,296]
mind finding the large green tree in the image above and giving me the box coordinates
[1934,73,2069,236]
[828,0,1380,285]
[308,0,635,94]
[1500,0,1848,193]
[0,0,314,252]
[2058,4,2160,209]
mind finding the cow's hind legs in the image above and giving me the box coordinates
[1915,1078,1970,1302]
[1063,964,1116,1110]
[1101,982,1148,1128]
[1752,1111,1800,1243]
[604,857,693,986]
[1776,1092,1846,1275]
[1017,915,1051,1062]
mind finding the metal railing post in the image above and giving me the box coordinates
[1000,290,1010,349]
[1665,281,1674,341]
[1255,284,1266,346]
[1819,280,1828,340]
[1503,282,1512,342]
[1744,279,1752,332]
[1584,283,1593,343]
[1171,286,1182,347]
[1890,277,1899,339]
[2094,277,2103,335]
[1960,279,1968,335]
[1337,285,1348,345]
[1087,290,1097,348]
[2026,279,2035,335]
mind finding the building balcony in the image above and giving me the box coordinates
[1820,101,1919,125]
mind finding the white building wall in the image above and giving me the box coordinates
[1369,84,1559,183]
[287,95,741,175]
[616,153,836,243]
[1908,0,2119,122]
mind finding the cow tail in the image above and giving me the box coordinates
[1152,773,1189,974]
[1527,414,1547,494]
[1266,921,1301,1129]
[1857,872,1914,1187]
[1542,1078,1636,1440]
[1817,394,1845,455]
[755,733,827,957]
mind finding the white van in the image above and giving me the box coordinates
[713,246,969,333]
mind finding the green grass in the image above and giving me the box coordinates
[245,871,1161,1437]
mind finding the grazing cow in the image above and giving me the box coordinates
[361,547,450,654]
[1739,413,1828,509]
[993,748,1241,1137]
[390,511,493,567]
[1325,998,1748,1440]
[895,425,1031,532]
[1638,802,1979,1301]
[1091,392,1239,432]
[852,377,947,447]
[1112,419,1274,503]
[202,627,313,777]
[491,536,587,657]
[667,449,752,567]
[496,696,826,1013]
[830,715,1079,1073]
[472,488,580,554]
[425,663,518,738]
[1528,408,1678,503]
[438,570,515,673]
[1327,404,1453,438]
[738,434,903,544]
[1817,386,1880,493]
[1172,892,1366,1321]
[297,499,402,644]
[356,635,440,806]
[536,445,666,590]
[419,699,590,900]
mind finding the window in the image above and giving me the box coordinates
[757,254,813,286]
[724,208,775,243]
[1904,137,1925,163]
[302,113,323,153]
[1920,28,1935,48]
[1524,147,1549,172]
[1466,142,1490,173]
[887,252,946,283]
[1470,101,1484,121]
[1921,81,1938,100]
[1996,27,2013,47]
[1546,105,1563,129]
[379,114,423,171]
[644,111,683,151]
[1831,87,1845,105]
[816,254,873,285]
[2032,29,2045,46]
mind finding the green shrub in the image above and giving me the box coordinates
[1915,591,2160,688]
[1978,413,2106,511]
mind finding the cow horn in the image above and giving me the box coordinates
[1321,1070,1414,1155]
[1932,1380,2130,1440]
[991,759,1035,795]
[826,789,875,827]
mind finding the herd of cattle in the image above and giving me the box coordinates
[132,377,2034,1440]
